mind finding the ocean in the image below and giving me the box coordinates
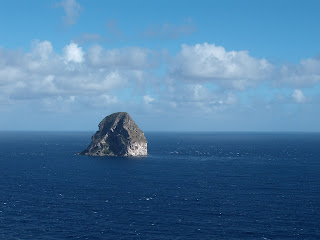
[0,132,319,239]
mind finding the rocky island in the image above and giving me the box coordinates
[79,112,148,157]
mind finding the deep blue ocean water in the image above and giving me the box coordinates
[0,132,319,240]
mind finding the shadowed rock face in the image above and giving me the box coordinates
[79,112,147,156]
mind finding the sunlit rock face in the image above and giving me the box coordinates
[79,112,147,157]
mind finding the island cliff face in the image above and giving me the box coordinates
[79,112,147,157]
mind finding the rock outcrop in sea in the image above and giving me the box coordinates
[79,112,148,157]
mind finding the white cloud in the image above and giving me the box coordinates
[0,40,155,109]
[69,95,76,102]
[190,84,210,101]
[87,45,157,69]
[170,42,320,91]
[101,94,118,104]
[1,40,320,117]
[170,43,272,90]
[156,80,239,114]
[57,0,81,26]
[222,92,238,105]
[143,95,155,104]
[292,89,306,103]
[83,71,127,91]
[85,94,119,108]
[0,66,24,84]
[31,40,53,60]
[278,58,320,87]
[63,42,84,63]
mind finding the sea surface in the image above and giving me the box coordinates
[0,132,319,239]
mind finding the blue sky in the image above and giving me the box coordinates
[1,0,320,131]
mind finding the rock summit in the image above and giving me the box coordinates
[79,112,147,157]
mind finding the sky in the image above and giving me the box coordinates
[1,0,320,131]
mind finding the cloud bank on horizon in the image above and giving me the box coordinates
[0,0,319,131]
